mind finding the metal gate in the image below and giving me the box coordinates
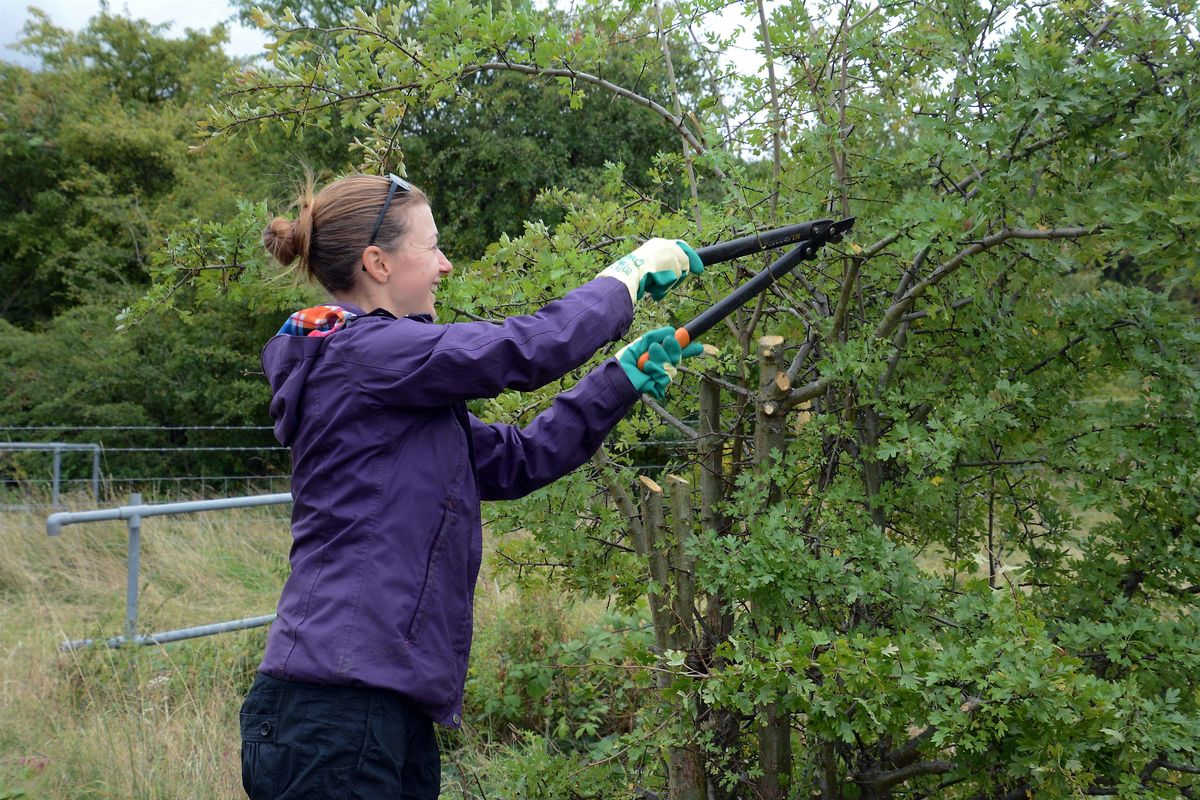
[46,492,292,650]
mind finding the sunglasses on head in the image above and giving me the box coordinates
[366,173,414,248]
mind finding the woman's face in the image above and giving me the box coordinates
[383,203,453,318]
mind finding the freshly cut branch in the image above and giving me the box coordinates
[784,375,834,410]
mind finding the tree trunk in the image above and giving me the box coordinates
[754,336,792,800]
[697,376,739,800]
[637,476,672,653]
[666,474,706,800]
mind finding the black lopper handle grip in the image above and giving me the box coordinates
[685,218,856,343]
[694,219,834,266]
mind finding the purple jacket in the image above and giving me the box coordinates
[259,277,639,726]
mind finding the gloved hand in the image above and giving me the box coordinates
[615,326,707,399]
[599,239,704,304]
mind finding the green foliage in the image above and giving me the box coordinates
[0,7,348,328]
[0,11,232,325]
[220,0,702,260]
[308,0,1197,794]
[465,590,655,742]
[451,729,644,800]
[0,8,346,483]
[404,66,695,258]
[0,298,286,481]
[12,0,1200,795]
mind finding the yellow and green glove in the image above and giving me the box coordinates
[615,326,706,399]
[599,239,704,304]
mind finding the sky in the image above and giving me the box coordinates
[0,0,767,71]
[0,0,271,67]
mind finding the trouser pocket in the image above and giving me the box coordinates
[240,712,280,800]
[239,673,369,800]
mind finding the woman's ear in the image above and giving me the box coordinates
[360,245,389,283]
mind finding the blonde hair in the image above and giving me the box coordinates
[263,173,430,292]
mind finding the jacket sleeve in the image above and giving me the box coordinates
[469,360,641,501]
[342,277,634,408]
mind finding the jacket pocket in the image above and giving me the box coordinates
[405,497,454,644]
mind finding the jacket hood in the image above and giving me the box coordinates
[263,303,364,445]
[263,303,432,445]
[261,334,329,447]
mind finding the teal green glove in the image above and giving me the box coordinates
[598,239,705,304]
[615,326,706,399]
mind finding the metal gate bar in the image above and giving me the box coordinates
[46,491,292,651]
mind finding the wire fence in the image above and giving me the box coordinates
[1,426,290,508]
[0,422,710,510]
[0,422,716,509]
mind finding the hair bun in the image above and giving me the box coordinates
[263,217,301,266]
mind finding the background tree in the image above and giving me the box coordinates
[0,10,333,484]
[223,0,705,257]
[0,10,230,325]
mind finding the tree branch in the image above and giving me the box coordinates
[902,295,974,322]
[214,82,421,134]
[784,375,834,410]
[591,446,640,537]
[877,697,982,774]
[1161,761,1200,775]
[466,61,723,179]
[1019,318,1135,377]
[677,365,754,399]
[829,247,861,344]
[874,226,1105,340]
[654,0,703,231]
[756,0,783,218]
[854,760,955,790]
[639,395,700,439]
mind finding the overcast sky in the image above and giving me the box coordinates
[1,0,767,71]
[0,0,270,66]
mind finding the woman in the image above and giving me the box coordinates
[241,173,703,799]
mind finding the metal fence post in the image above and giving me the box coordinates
[125,492,142,638]
[1,442,105,509]
[92,446,100,502]
[52,446,62,507]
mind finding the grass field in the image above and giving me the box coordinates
[0,478,1132,799]
[0,495,548,799]
[0,498,291,798]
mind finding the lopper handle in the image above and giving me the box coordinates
[636,328,692,371]
[694,219,833,267]
[630,217,855,375]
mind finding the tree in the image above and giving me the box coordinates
[0,10,332,484]
[171,0,1200,796]
[0,8,350,327]
[0,10,231,325]
[222,0,704,258]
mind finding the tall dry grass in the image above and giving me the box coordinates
[0,493,555,799]
[0,495,291,799]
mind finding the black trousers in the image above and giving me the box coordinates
[240,672,441,799]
